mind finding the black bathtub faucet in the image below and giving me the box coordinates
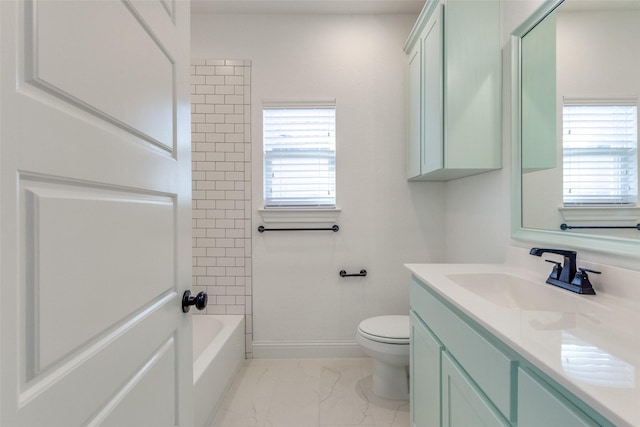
[529,248,599,295]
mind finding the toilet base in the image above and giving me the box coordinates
[371,360,409,400]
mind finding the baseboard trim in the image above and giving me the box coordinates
[252,340,366,359]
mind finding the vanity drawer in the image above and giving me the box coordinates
[411,277,516,422]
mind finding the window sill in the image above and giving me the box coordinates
[258,208,341,224]
[558,206,640,223]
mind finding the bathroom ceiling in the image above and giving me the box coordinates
[191,0,426,14]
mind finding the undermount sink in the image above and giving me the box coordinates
[446,273,607,313]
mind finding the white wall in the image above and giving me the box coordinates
[192,13,446,357]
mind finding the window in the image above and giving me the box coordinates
[263,103,336,208]
[563,101,638,205]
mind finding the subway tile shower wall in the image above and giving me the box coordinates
[191,59,253,357]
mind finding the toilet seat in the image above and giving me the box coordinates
[357,315,410,345]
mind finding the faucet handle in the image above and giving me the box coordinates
[544,259,562,280]
[570,268,600,295]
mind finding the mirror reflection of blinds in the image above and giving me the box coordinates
[563,103,638,205]
[263,107,336,208]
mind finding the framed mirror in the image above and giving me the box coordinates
[511,0,640,258]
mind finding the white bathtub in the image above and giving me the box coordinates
[193,315,245,427]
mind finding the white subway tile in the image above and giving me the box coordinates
[205,94,225,104]
[216,200,235,210]
[195,85,216,95]
[206,209,225,219]
[227,305,245,315]
[205,114,225,124]
[215,65,234,76]
[206,171,226,181]
[216,104,235,114]
[215,181,235,191]
[225,95,244,105]
[207,228,225,238]
[216,219,235,229]
[225,133,244,143]
[215,85,235,95]
[205,133,225,143]
[207,266,226,276]
[206,247,226,258]
[225,171,244,181]
[216,123,235,133]
[205,152,225,162]
[207,305,226,315]
[205,75,225,85]
[216,238,235,248]
[225,75,244,86]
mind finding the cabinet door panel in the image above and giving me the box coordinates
[518,368,599,427]
[408,44,422,179]
[442,352,509,427]
[421,3,444,174]
[410,311,442,427]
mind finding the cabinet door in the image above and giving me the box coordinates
[410,312,442,427]
[407,42,422,179]
[421,3,444,175]
[518,368,599,427]
[442,352,509,427]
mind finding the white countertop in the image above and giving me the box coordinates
[405,263,640,427]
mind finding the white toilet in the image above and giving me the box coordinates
[356,315,410,400]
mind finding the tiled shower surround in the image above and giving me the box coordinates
[190,59,253,356]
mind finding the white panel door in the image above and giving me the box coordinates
[0,1,193,426]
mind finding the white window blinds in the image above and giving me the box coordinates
[263,105,336,208]
[563,102,638,205]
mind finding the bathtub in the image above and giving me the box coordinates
[193,315,245,427]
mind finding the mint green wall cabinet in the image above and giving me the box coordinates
[407,41,423,179]
[404,0,501,181]
[410,276,616,427]
[410,312,442,427]
[518,368,599,427]
[442,352,509,427]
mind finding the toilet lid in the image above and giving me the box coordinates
[358,315,410,344]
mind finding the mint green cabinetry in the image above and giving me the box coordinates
[518,368,599,427]
[442,352,509,427]
[410,276,615,427]
[410,312,442,427]
[404,0,501,182]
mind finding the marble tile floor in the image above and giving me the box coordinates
[210,358,410,427]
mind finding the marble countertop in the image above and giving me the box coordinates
[405,263,640,427]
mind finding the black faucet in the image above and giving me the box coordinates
[529,248,598,295]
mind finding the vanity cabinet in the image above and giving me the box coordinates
[518,368,599,427]
[404,0,501,181]
[442,352,509,427]
[410,276,614,427]
[409,312,442,427]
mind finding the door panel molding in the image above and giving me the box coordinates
[23,0,176,152]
